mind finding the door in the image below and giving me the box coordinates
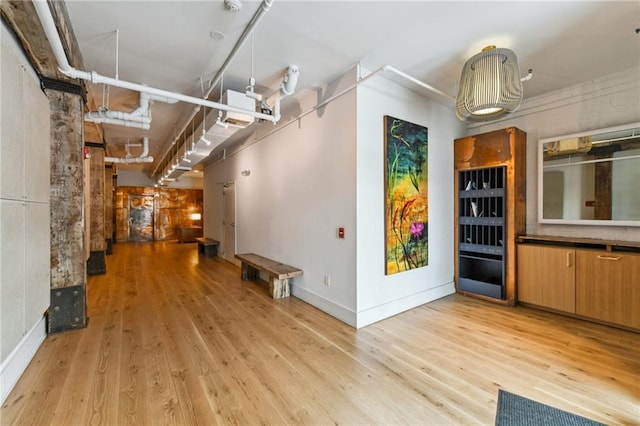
[222,182,237,264]
[129,194,154,242]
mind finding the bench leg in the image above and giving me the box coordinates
[198,243,204,254]
[204,244,218,257]
[241,263,258,281]
[269,277,291,299]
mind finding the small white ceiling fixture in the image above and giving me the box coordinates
[224,0,242,13]
[455,46,532,122]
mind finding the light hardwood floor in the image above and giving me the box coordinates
[2,242,639,425]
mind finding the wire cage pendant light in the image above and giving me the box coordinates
[456,46,524,122]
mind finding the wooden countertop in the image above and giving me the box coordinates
[517,235,640,252]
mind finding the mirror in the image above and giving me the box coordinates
[538,122,640,226]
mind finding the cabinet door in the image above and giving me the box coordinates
[517,244,575,313]
[576,250,640,329]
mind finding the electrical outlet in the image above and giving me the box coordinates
[323,274,331,286]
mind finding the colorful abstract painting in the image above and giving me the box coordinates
[384,116,428,275]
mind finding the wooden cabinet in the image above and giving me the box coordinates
[454,127,526,305]
[517,236,640,331]
[517,244,575,313]
[576,250,640,330]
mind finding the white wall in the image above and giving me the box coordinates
[204,69,359,324]
[1,23,50,403]
[355,74,465,328]
[204,67,466,328]
[471,67,640,241]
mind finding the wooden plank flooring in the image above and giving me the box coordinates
[2,241,639,425]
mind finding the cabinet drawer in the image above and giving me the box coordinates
[576,250,640,329]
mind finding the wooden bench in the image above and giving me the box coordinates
[196,237,219,258]
[235,253,303,299]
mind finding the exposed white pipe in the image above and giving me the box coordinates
[212,63,456,166]
[84,110,151,124]
[139,136,150,157]
[154,0,273,176]
[280,65,299,96]
[32,0,277,123]
[206,0,273,94]
[382,65,456,102]
[105,156,154,164]
[85,115,151,130]
[105,137,154,163]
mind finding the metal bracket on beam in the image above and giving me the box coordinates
[48,284,87,334]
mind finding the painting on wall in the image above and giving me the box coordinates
[384,115,428,275]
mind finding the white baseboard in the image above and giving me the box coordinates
[292,286,357,327]
[356,281,455,328]
[0,316,47,404]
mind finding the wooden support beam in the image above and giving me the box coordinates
[87,144,106,275]
[594,157,612,220]
[46,87,87,332]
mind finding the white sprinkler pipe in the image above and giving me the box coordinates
[32,0,278,123]
[105,137,154,163]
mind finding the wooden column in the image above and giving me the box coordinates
[594,157,612,220]
[86,143,106,275]
[105,165,115,254]
[45,84,87,333]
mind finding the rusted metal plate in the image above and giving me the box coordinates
[49,285,87,334]
[129,194,154,242]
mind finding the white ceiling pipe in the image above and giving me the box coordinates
[32,0,277,121]
[383,65,456,102]
[206,0,273,95]
[262,65,299,119]
[85,115,151,130]
[154,0,273,176]
[105,156,154,164]
[105,137,154,163]
[85,110,151,124]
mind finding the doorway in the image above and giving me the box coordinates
[129,194,154,242]
[222,182,237,264]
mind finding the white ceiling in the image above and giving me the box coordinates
[64,0,640,177]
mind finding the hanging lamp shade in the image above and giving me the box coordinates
[456,46,523,122]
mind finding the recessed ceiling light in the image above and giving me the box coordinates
[210,31,225,41]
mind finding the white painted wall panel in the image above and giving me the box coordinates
[0,25,51,398]
[0,199,26,360]
[204,70,359,323]
[0,40,25,201]
[355,73,465,327]
[24,72,50,203]
[24,202,50,327]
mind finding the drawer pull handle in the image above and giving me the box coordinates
[597,255,621,261]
